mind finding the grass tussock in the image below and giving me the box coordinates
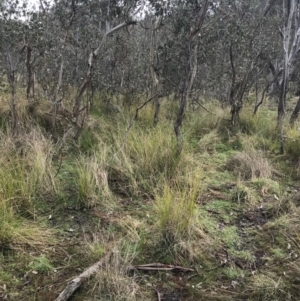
[249,272,288,300]
[72,154,112,208]
[185,103,225,141]
[109,124,180,197]
[154,178,200,243]
[0,128,57,245]
[227,148,273,180]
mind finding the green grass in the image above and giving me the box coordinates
[28,255,55,273]
[1,93,300,300]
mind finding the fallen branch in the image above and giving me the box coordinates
[54,251,112,301]
[129,263,194,272]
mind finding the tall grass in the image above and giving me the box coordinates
[110,123,180,197]
[72,152,113,208]
[0,129,56,245]
[286,125,300,160]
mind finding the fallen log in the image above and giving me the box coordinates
[54,251,112,301]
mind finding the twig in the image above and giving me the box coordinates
[129,263,194,272]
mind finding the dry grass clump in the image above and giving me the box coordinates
[195,129,219,153]
[0,129,56,207]
[227,149,273,180]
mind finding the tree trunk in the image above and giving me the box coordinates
[231,102,241,126]
[187,42,199,107]
[9,70,18,132]
[174,0,209,149]
[150,16,162,126]
[26,45,34,100]
[278,80,287,154]
[277,0,297,153]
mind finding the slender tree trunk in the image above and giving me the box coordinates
[278,78,287,154]
[150,16,162,126]
[9,70,18,132]
[174,0,209,149]
[187,42,199,108]
[26,45,34,100]
[174,44,192,147]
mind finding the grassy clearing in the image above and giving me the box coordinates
[1,92,300,300]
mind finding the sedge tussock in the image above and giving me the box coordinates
[154,180,200,243]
